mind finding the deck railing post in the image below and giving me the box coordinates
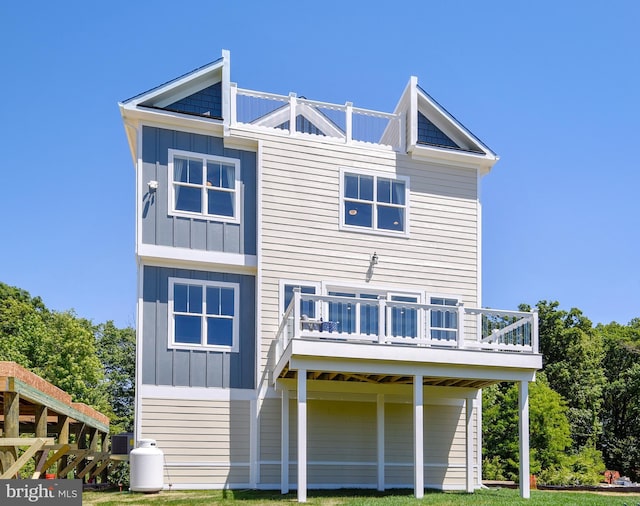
[377,295,386,344]
[289,93,297,136]
[345,102,353,144]
[457,302,465,349]
[229,82,237,127]
[532,309,539,354]
[293,288,301,340]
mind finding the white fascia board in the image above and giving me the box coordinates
[408,143,497,172]
[138,244,257,274]
[139,384,257,401]
[119,105,225,138]
[286,340,541,378]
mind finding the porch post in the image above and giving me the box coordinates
[377,394,385,491]
[465,397,474,493]
[281,388,289,494]
[413,375,424,499]
[518,380,530,499]
[297,370,307,503]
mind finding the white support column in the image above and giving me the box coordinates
[297,370,307,503]
[377,393,385,491]
[281,388,289,494]
[519,381,531,499]
[466,397,474,493]
[413,375,424,499]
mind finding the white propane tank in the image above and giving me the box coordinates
[130,439,164,493]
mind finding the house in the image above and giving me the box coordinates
[119,50,542,501]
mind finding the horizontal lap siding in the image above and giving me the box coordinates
[141,397,251,486]
[257,398,474,488]
[257,135,478,363]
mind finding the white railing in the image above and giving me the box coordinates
[230,84,403,149]
[274,290,538,362]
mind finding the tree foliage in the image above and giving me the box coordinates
[0,282,135,430]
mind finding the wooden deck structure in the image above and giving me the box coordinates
[0,361,114,481]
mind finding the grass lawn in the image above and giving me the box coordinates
[82,487,640,505]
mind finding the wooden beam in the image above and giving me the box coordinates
[0,438,55,447]
[32,448,51,479]
[58,449,91,477]
[3,392,19,438]
[37,444,71,477]
[77,452,110,478]
[0,438,46,479]
[90,458,112,481]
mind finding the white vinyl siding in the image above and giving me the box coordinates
[140,397,251,487]
[256,134,478,363]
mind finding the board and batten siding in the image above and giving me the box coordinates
[142,266,255,389]
[140,397,251,487]
[255,134,479,363]
[140,126,257,255]
[257,397,476,488]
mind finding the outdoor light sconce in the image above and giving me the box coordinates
[148,180,159,192]
[370,252,379,266]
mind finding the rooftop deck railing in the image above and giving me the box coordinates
[274,291,538,363]
[230,84,403,149]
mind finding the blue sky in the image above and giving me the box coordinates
[1,1,638,327]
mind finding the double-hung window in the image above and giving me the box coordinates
[169,278,239,351]
[169,149,240,222]
[341,169,409,235]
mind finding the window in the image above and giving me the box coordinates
[341,169,408,234]
[283,283,317,318]
[169,149,240,222]
[430,297,459,341]
[169,278,239,351]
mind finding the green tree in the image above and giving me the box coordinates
[483,375,573,482]
[530,301,605,450]
[96,321,136,433]
[597,319,640,480]
[0,282,109,413]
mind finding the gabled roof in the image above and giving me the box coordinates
[392,76,498,172]
[122,55,225,109]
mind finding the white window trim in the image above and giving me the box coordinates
[168,148,241,224]
[278,279,322,315]
[168,277,240,352]
[339,167,410,238]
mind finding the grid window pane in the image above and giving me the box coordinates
[175,186,201,213]
[344,201,372,228]
[378,206,404,231]
[345,174,359,199]
[207,189,234,216]
[175,315,202,344]
[207,317,233,346]
[206,287,220,315]
[220,288,234,316]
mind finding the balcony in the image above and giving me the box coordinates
[229,84,403,150]
[272,291,541,387]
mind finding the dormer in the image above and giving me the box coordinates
[119,50,231,162]
[394,76,499,174]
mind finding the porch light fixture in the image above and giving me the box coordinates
[371,252,379,266]
[148,180,159,192]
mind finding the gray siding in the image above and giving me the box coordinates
[141,126,256,255]
[142,265,255,389]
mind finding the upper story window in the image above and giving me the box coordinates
[169,277,239,352]
[169,149,240,223]
[340,169,409,236]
